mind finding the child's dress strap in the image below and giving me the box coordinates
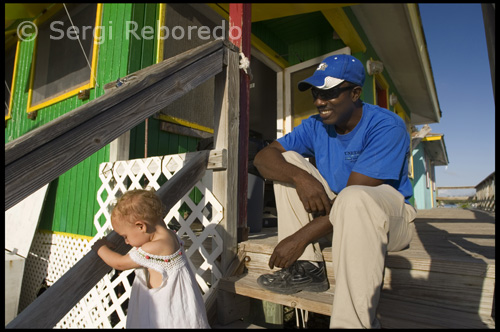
[128,237,187,274]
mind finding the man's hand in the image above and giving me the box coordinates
[268,215,332,270]
[294,173,333,216]
[269,233,307,269]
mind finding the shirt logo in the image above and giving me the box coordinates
[317,62,328,71]
[345,150,361,162]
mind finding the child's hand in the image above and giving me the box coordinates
[92,238,115,252]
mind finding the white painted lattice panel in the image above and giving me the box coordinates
[90,153,224,326]
[18,153,223,328]
[19,231,135,328]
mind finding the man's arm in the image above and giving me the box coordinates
[254,141,332,216]
[266,169,384,269]
[347,171,384,187]
[268,214,333,269]
[253,140,304,183]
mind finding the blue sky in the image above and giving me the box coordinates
[418,4,494,194]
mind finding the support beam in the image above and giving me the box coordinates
[230,3,252,242]
[211,45,241,325]
[212,46,240,277]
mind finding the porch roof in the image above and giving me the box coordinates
[5,3,442,126]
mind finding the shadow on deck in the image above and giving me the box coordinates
[218,207,495,328]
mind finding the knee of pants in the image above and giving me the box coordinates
[281,151,306,164]
[334,185,372,207]
[331,186,382,225]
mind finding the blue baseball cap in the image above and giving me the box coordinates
[298,54,365,91]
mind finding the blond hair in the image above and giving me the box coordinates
[111,189,166,226]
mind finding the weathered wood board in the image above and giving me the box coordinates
[221,208,495,328]
[5,40,237,210]
[6,149,211,329]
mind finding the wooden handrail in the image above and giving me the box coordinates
[4,40,238,210]
[6,150,210,329]
[6,38,241,328]
[437,186,476,190]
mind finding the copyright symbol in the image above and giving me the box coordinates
[17,21,38,42]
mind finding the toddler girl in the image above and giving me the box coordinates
[93,189,210,328]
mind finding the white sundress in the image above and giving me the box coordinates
[126,237,211,328]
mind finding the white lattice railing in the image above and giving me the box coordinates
[19,153,224,328]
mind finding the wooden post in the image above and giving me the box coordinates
[228,8,282,325]
[230,3,251,242]
[213,43,243,325]
[212,44,240,278]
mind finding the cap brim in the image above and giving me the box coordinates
[298,76,344,91]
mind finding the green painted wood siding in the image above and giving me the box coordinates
[5,4,202,237]
[5,4,133,237]
[126,4,201,208]
[127,4,201,161]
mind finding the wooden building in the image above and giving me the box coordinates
[411,127,449,209]
[5,3,469,328]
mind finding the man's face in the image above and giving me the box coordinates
[311,83,359,126]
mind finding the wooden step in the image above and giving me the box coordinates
[219,271,495,328]
[220,209,495,328]
[219,271,334,316]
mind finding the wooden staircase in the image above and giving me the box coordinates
[219,208,496,328]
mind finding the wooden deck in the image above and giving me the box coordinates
[219,208,495,328]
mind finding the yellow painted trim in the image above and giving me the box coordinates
[39,229,94,241]
[394,103,411,133]
[215,3,351,23]
[155,4,216,134]
[409,153,414,179]
[369,61,390,108]
[158,114,214,134]
[207,4,288,69]
[207,4,229,20]
[5,40,21,122]
[370,75,375,103]
[89,3,103,89]
[321,7,366,54]
[251,34,289,69]
[422,135,443,142]
[156,3,166,64]
[376,73,389,90]
[28,82,93,113]
[27,4,102,114]
[26,36,38,114]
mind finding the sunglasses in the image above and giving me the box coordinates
[311,85,356,101]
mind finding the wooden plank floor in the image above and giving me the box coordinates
[219,208,495,328]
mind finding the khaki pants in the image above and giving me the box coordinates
[274,151,416,328]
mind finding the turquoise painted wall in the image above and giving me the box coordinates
[412,142,433,209]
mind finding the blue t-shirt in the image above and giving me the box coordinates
[277,102,413,203]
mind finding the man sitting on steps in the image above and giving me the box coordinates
[253,54,416,328]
